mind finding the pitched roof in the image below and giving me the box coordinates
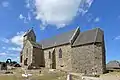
[30,41,42,48]
[106,60,120,69]
[24,28,34,37]
[40,29,77,49]
[72,28,103,47]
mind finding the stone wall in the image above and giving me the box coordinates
[71,43,106,74]
[44,44,72,72]
[94,43,106,73]
[33,47,45,67]
[22,41,33,67]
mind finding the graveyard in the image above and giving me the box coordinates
[0,67,120,80]
[0,59,120,80]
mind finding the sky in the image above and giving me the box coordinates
[0,0,120,63]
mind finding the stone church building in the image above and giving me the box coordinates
[20,27,106,74]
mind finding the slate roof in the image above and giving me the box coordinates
[30,41,42,48]
[72,28,103,47]
[106,60,120,69]
[40,29,77,49]
[39,28,104,49]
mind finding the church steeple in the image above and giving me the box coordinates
[23,27,36,46]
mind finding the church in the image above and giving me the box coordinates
[20,27,106,74]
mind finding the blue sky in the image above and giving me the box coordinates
[0,0,120,63]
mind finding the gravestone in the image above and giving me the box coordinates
[1,62,7,70]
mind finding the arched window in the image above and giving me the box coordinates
[49,51,51,59]
[59,48,62,58]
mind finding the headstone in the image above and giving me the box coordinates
[1,62,7,70]
[67,74,72,80]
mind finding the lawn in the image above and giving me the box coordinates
[0,68,67,80]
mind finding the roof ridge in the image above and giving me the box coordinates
[69,27,80,42]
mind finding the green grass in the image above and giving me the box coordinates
[0,75,23,80]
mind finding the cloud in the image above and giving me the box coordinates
[0,31,25,62]
[0,52,7,56]
[26,0,94,30]
[94,17,100,23]
[114,36,120,40]
[1,31,24,49]
[19,13,32,23]
[2,47,6,49]
[85,13,94,22]
[8,47,22,52]
[10,31,25,47]
[19,14,28,23]
[0,52,18,58]
[2,38,9,43]
[19,14,25,19]
[1,1,9,7]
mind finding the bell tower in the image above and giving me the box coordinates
[23,28,36,46]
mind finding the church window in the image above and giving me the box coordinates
[59,48,62,58]
[24,58,28,66]
[49,51,51,59]
[20,56,22,63]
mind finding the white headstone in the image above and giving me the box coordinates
[67,74,72,80]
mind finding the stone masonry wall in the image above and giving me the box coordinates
[94,43,106,74]
[22,41,33,67]
[71,44,95,74]
[44,44,72,72]
[71,43,105,75]
[33,47,45,67]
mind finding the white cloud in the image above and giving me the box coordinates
[40,24,46,30]
[28,12,32,21]
[1,31,24,51]
[26,0,31,8]
[0,52,7,56]
[94,17,100,23]
[17,57,20,59]
[115,36,120,40]
[19,13,32,23]
[10,31,25,47]
[8,47,22,52]
[26,0,94,29]
[0,52,18,58]
[1,1,9,7]
[19,14,25,19]
[85,13,94,22]
[2,47,6,49]
[19,14,28,23]
[0,31,25,62]
[2,38,9,43]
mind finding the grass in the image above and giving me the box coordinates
[0,68,66,80]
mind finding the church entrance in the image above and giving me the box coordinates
[52,49,56,69]
[24,58,28,66]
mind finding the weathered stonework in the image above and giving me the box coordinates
[71,43,106,74]
[20,28,106,75]
[44,44,72,72]
[32,47,45,67]
[21,40,44,68]
[21,41,33,67]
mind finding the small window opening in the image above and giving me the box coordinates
[59,48,62,58]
